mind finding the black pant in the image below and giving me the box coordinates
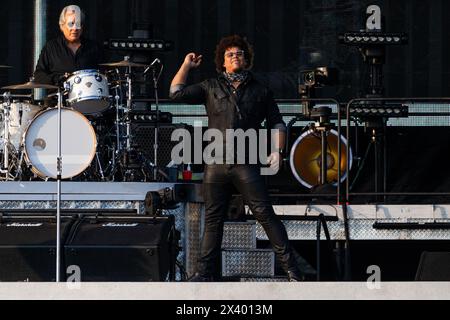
[198,164,297,277]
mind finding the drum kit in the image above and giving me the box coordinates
[0,57,161,182]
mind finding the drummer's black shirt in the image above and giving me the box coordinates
[33,35,103,85]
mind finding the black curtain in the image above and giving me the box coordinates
[1,0,450,100]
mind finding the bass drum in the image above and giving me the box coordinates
[23,108,97,179]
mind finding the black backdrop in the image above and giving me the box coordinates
[1,0,450,101]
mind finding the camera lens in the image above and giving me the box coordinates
[304,72,315,85]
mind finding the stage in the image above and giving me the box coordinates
[0,181,449,282]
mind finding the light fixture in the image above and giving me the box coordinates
[348,104,408,118]
[104,39,174,52]
[290,129,353,189]
[339,32,407,45]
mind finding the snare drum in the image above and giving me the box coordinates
[66,69,110,115]
[0,101,41,150]
[23,108,97,179]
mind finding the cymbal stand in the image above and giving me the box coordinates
[123,65,136,181]
[121,60,160,182]
[115,88,122,154]
[104,85,122,181]
[0,92,11,179]
[124,62,133,150]
[151,62,164,181]
[110,62,145,181]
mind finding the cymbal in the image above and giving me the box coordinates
[100,60,148,68]
[0,65,12,69]
[2,81,59,90]
[109,79,150,84]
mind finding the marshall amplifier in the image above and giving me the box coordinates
[0,215,76,282]
[415,251,450,281]
[64,215,177,281]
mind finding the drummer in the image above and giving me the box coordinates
[33,4,103,86]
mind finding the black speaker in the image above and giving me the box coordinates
[0,216,75,281]
[64,215,176,281]
[131,123,192,167]
[415,251,450,281]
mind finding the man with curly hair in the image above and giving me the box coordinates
[170,35,304,282]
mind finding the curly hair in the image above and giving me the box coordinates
[214,35,254,73]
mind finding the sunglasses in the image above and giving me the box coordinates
[224,50,244,59]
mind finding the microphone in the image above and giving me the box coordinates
[144,58,161,74]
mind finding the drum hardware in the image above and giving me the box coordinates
[94,151,106,181]
[0,65,12,69]
[101,84,124,181]
[2,79,59,90]
[1,88,45,180]
[99,56,168,182]
[0,79,58,179]
[1,92,12,178]
[100,56,169,182]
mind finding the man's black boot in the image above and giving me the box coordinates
[293,251,317,280]
[287,269,305,282]
[188,273,215,282]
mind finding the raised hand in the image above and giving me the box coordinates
[183,53,203,69]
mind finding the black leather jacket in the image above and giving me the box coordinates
[169,72,286,133]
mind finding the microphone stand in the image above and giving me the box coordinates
[55,85,66,282]
[1,92,11,179]
[144,59,163,181]
[152,67,160,181]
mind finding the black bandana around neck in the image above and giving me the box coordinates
[223,70,249,84]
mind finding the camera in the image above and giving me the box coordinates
[300,67,338,87]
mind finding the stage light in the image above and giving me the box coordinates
[105,39,174,52]
[348,104,408,118]
[339,32,407,45]
[290,129,353,189]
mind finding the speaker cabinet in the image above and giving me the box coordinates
[415,251,450,281]
[131,123,192,167]
[65,215,176,282]
[0,216,75,282]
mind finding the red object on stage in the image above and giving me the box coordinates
[182,164,192,181]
